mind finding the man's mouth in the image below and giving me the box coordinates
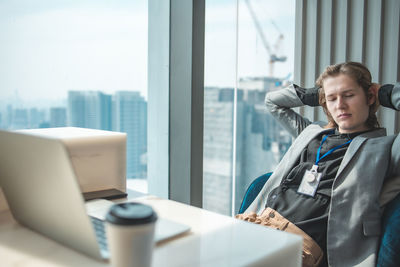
[338,113,351,119]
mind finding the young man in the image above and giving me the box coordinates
[237,62,400,267]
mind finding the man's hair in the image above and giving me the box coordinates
[315,61,379,129]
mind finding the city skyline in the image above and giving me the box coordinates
[1,89,148,180]
[0,0,294,106]
[0,0,295,216]
[0,82,292,216]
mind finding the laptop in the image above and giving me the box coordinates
[0,129,190,261]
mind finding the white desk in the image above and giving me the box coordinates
[0,190,302,267]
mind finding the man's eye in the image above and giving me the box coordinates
[344,94,354,98]
[327,98,336,102]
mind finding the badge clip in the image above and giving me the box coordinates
[298,165,322,197]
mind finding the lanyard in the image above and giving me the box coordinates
[315,131,352,165]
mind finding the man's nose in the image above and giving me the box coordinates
[337,97,346,109]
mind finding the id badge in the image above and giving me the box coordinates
[297,166,322,197]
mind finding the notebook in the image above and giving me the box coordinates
[0,129,190,261]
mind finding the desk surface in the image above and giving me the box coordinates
[0,190,302,267]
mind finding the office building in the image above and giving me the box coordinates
[113,91,147,179]
[3,105,47,130]
[67,90,147,179]
[100,94,112,131]
[239,76,284,92]
[6,105,13,129]
[50,107,67,127]
[203,87,245,215]
[68,91,85,127]
[3,105,15,129]
[11,108,29,130]
[29,108,46,129]
[203,84,292,215]
[68,91,112,131]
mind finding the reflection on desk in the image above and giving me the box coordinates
[0,193,302,267]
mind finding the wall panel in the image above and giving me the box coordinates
[295,0,400,134]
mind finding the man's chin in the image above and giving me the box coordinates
[338,124,354,133]
[338,124,369,134]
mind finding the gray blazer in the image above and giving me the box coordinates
[246,83,400,267]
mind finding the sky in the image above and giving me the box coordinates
[0,0,295,109]
[205,0,295,86]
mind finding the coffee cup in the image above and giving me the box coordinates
[105,202,158,267]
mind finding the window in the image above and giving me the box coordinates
[203,0,295,215]
[1,1,296,206]
[0,1,149,189]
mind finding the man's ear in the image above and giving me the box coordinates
[367,87,380,114]
[367,87,376,106]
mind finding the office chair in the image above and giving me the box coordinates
[238,172,400,267]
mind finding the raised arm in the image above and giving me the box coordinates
[379,82,400,206]
[377,82,400,111]
[265,84,321,137]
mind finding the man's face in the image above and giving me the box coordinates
[323,74,374,134]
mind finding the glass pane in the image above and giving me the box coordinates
[203,0,237,215]
[0,1,149,189]
[203,0,295,216]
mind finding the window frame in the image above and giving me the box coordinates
[147,0,205,207]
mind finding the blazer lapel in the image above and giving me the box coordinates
[335,128,387,181]
[335,137,367,179]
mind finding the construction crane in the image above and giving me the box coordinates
[245,0,287,77]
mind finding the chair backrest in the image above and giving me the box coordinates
[238,172,272,214]
[239,172,400,266]
[377,192,400,266]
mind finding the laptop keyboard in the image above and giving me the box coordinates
[90,216,108,252]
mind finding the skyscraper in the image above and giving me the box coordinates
[50,107,67,127]
[68,91,86,127]
[113,91,147,179]
[100,94,112,131]
[68,91,112,130]
[11,108,29,130]
[203,87,245,215]
[6,105,13,129]
[29,108,45,129]
[203,84,292,216]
